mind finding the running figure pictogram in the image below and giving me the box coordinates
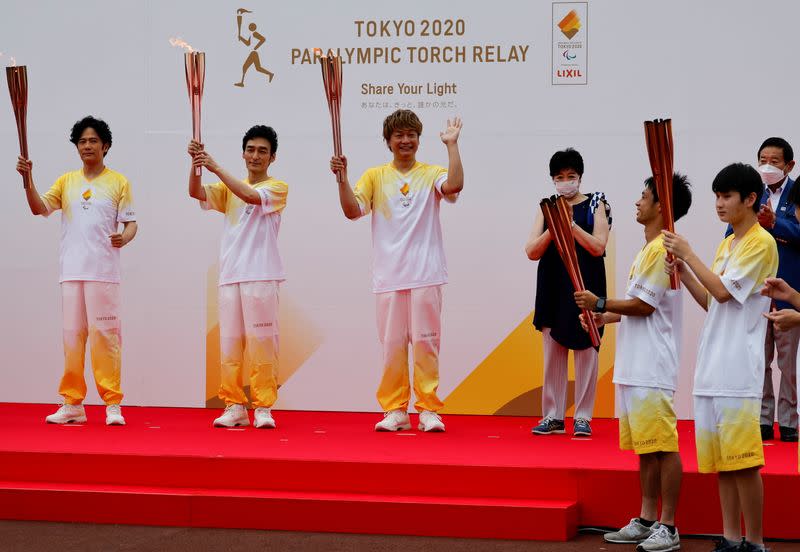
[234,8,274,87]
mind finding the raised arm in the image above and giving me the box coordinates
[237,30,251,46]
[187,140,207,202]
[674,257,709,311]
[439,117,463,195]
[16,157,48,216]
[195,149,261,205]
[662,230,731,304]
[330,155,362,220]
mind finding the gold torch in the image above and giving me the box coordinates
[540,195,602,348]
[319,51,344,183]
[6,63,32,189]
[184,51,205,177]
[644,118,679,289]
[171,38,205,177]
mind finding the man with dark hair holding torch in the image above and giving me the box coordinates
[16,115,137,426]
[576,174,692,551]
[189,125,287,429]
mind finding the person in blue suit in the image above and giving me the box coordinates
[749,137,800,442]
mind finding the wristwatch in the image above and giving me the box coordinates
[594,297,606,313]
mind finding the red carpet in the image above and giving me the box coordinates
[0,403,797,540]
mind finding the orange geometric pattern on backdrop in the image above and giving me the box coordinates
[558,10,581,40]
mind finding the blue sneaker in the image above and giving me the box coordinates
[532,416,565,435]
[573,418,592,437]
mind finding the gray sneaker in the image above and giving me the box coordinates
[604,518,657,544]
[637,524,680,551]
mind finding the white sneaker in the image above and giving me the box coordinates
[213,404,250,428]
[254,407,276,429]
[45,404,87,424]
[604,518,658,544]
[105,404,126,426]
[637,524,680,552]
[418,410,445,432]
[374,409,411,431]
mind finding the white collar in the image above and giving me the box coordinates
[769,180,786,196]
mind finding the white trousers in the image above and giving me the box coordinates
[218,281,279,408]
[375,285,444,413]
[59,281,122,405]
[541,327,598,420]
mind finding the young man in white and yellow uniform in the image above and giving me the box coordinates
[189,125,287,429]
[576,175,692,552]
[330,110,464,432]
[16,116,137,426]
[663,163,778,552]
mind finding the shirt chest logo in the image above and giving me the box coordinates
[81,187,93,210]
[399,180,412,208]
[244,204,255,215]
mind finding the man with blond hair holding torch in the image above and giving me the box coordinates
[330,110,463,432]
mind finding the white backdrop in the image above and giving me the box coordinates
[1,0,797,417]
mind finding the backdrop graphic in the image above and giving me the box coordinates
[1,0,797,419]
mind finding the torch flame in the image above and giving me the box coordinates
[168,37,195,53]
[0,51,17,66]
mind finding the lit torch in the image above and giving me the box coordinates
[4,54,32,189]
[319,50,344,183]
[171,38,205,177]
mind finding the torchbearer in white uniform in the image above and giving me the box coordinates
[330,110,464,432]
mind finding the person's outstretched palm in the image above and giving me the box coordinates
[440,117,463,145]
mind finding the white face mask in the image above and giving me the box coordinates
[758,164,786,186]
[555,179,580,198]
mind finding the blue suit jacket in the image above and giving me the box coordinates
[725,177,800,310]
